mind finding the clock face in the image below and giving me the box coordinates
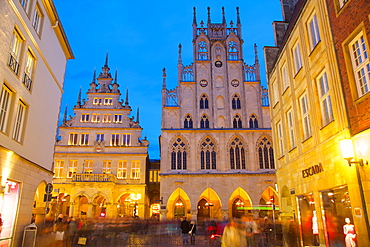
[231,79,239,87]
[200,79,208,87]
[215,61,222,68]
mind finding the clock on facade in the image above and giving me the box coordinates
[231,79,239,87]
[200,79,208,87]
[215,61,222,68]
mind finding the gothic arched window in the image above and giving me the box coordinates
[200,115,210,129]
[198,41,208,60]
[232,94,241,109]
[229,137,246,169]
[258,137,275,170]
[249,114,259,128]
[200,137,217,170]
[233,115,242,128]
[228,41,238,60]
[184,114,193,129]
[170,137,187,170]
[200,95,209,109]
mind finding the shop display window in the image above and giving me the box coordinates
[321,186,352,247]
[1,180,20,243]
[297,193,320,246]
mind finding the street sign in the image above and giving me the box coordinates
[45,183,53,194]
[43,194,52,202]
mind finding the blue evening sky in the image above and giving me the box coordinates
[53,0,282,159]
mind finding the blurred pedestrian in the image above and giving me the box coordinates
[181,217,190,245]
[288,217,299,247]
[68,218,78,247]
[189,220,197,245]
[221,218,246,247]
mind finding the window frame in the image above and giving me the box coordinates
[67,160,77,178]
[0,84,13,134]
[292,43,303,74]
[102,160,111,174]
[287,109,296,149]
[317,72,334,125]
[68,133,78,146]
[117,160,127,179]
[300,93,312,140]
[32,4,43,35]
[84,160,93,174]
[348,33,370,97]
[113,114,122,123]
[281,63,290,91]
[307,14,321,50]
[13,99,26,143]
[277,121,284,157]
[122,134,131,146]
[111,133,120,146]
[54,160,64,178]
[80,133,89,146]
[23,49,35,90]
[131,160,140,179]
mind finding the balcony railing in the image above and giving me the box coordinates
[22,73,32,90]
[8,53,20,75]
[71,173,116,182]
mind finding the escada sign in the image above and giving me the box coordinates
[302,163,324,178]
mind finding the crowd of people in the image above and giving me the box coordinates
[37,214,283,247]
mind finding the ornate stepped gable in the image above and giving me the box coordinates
[61,54,141,129]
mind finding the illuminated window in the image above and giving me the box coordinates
[67,160,77,178]
[131,161,140,179]
[80,133,89,146]
[102,114,111,123]
[272,80,279,106]
[93,98,102,105]
[32,5,43,34]
[102,160,111,174]
[308,14,321,50]
[104,98,113,105]
[13,100,26,142]
[80,113,90,122]
[54,160,64,178]
[338,0,348,8]
[91,113,100,123]
[317,72,334,125]
[0,84,13,133]
[68,133,78,145]
[122,134,131,146]
[113,114,122,123]
[117,160,127,179]
[84,160,93,174]
[348,33,369,97]
[23,50,35,90]
[111,133,119,146]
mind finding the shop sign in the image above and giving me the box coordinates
[302,163,324,178]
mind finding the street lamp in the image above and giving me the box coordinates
[339,138,370,242]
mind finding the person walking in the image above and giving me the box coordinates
[189,221,197,245]
[181,217,190,245]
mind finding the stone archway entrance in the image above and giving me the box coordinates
[92,195,107,217]
[197,198,210,219]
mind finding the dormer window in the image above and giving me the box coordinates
[104,98,113,105]
[93,98,102,105]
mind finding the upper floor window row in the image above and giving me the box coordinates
[68,133,131,146]
[93,97,114,105]
[81,113,123,123]
[7,29,37,92]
